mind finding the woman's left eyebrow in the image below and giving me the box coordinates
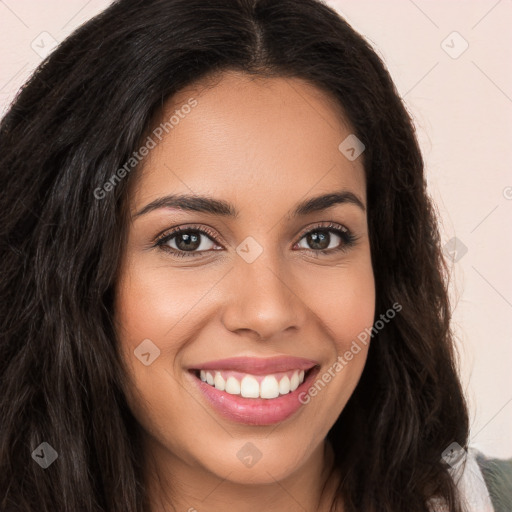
[133,190,365,219]
[291,191,366,216]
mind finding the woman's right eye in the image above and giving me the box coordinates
[155,226,222,258]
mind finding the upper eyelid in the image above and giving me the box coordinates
[155,224,219,246]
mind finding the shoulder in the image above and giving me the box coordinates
[474,448,512,512]
[428,446,509,512]
[447,446,495,512]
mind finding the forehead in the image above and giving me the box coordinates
[130,70,366,213]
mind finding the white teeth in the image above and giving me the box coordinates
[198,368,310,399]
[290,370,300,392]
[260,375,280,399]
[240,375,260,398]
[225,376,241,395]
[214,371,225,391]
[278,375,291,395]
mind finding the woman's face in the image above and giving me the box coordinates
[115,70,375,486]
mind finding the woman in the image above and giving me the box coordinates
[0,0,508,511]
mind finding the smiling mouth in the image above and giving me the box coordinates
[188,363,321,425]
[190,366,318,400]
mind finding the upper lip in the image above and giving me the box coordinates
[189,356,320,375]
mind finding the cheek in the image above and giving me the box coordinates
[113,258,224,419]
[114,263,204,459]
[114,258,215,344]
[295,254,375,411]
[302,256,376,352]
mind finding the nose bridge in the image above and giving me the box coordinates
[221,237,304,339]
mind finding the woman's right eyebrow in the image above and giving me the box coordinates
[133,190,365,220]
[133,194,237,219]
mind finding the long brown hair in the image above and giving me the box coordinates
[0,0,469,510]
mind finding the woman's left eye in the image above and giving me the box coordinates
[154,222,357,259]
[294,223,357,255]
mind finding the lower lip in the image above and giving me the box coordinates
[189,367,320,426]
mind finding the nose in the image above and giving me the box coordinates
[220,249,307,341]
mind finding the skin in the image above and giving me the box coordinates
[114,70,376,512]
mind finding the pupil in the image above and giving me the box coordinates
[177,232,200,251]
[308,230,329,250]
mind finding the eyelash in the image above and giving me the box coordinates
[153,222,358,259]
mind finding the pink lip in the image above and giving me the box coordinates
[188,364,321,426]
[189,356,319,374]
